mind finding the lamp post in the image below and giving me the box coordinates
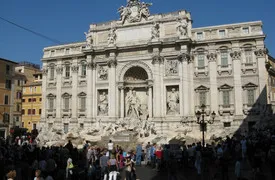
[195,104,216,147]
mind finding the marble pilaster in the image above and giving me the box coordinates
[118,85,125,118]
[108,56,117,118]
[86,55,95,119]
[188,57,195,116]
[207,52,218,113]
[55,61,63,119]
[71,60,78,119]
[41,64,48,122]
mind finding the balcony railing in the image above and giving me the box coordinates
[78,109,86,117]
[62,109,72,117]
[218,104,234,116]
[46,109,56,117]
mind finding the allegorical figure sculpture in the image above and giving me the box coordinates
[126,89,141,118]
[108,27,117,45]
[84,32,93,48]
[177,18,188,37]
[167,88,179,114]
[118,6,130,24]
[98,66,108,80]
[151,22,160,40]
[98,91,108,115]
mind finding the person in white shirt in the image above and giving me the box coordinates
[108,140,114,156]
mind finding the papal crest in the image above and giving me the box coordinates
[118,0,152,24]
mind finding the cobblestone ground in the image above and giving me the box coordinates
[134,159,272,180]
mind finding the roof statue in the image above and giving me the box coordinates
[118,0,152,24]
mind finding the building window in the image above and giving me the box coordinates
[22,109,25,115]
[22,122,24,128]
[33,87,36,93]
[39,109,42,115]
[17,80,21,86]
[199,92,206,106]
[50,50,55,57]
[64,98,70,110]
[49,66,55,80]
[16,104,20,112]
[80,123,84,129]
[247,89,255,106]
[224,122,231,128]
[40,98,42,102]
[28,109,31,115]
[197,53,205,69]
[220,50,228,67]
[30,87,32,93]
[28,98,32,102]
[64,123,69,134]
[48,99,54,110]
[6,65,10,75]
[5,79,11,89]
[22,99,25,102]
[219,30,226,37]
[245,50,253,64]
[32,98,36,102]
[81,63,87,76]
[197,32,203,40]
[65,48,70,55]
[32,109,36,115]
[16,92,22,99]
[16,116,19,122]
[4,95,9,105]
[223,91,230,107]
[33,123,37,130]
[243,27,249,34]
[80,97,86,110]
[65,65,70,78]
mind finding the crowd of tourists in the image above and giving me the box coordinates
[0,127,275,180]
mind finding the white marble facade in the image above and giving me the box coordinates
[40,0,270,142]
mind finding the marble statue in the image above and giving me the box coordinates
[108,27,117,45]
[98,91,108,115]
[118,6,130,24]
[140,2,152,20]
[151,22,160,40]
[177,18,188,37]
[84,32,93,48]
[167,88,180,114]
[98,66,108,80]
[126,89,141,119]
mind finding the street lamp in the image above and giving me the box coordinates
[195,104,216,147]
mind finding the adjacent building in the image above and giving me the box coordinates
[39,0,272,141]
[266,55,275,113]
[0,58,17,138]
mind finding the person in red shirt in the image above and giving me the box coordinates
[155,146,163,171]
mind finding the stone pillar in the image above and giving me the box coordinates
[178,53,190,116]
[71,60,78,119]
[147,80,153,118]
[152,55,163,118]
[188,58,195,116]
[159,59,165,116]
[92,63,97,118]
[41,64,48,123]
[207,52,218,113]
[108,55,117,118]
[55,61,63,119]
[254,47,268,106]
[86,55,94,119]
[119,86,125,118]
[230,50,243,115]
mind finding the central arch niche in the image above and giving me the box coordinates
[124,66,148,82]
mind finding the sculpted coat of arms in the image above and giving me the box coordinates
[118,0,152,24]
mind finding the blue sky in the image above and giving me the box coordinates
[0,0,274,65]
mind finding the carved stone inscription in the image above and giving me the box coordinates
[98,89,108,116]
[166,86,180,115]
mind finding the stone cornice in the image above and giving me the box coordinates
[230,51,241,60]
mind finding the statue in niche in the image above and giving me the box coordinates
[177,18,188,37]
[98,66,108,80]
[98,91,108,115]
[167,88,180,114]
[166,60,178,76]
[84,32,93,48]
[126,89,141,119]
[151,22,160,40]
[108,27,117,45]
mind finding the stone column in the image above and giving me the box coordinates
[119,86,125,118]
[71,60,78,119]
[86,56,94,119]
[41,64,48,123]
[152,55,163,118]
[159,58,165,116]
[254,47,268,106]
[230,51,243,115]
[108,56,117,118]
[178,53,190,116]
[207,52,218,113]
[188,57,195,115]
[92,63,97,118]
[55,61,63,119]
[147,80,153,118]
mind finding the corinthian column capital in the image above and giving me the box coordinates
[254,48,268,58]
[207,52,217,62]
[230,51,242,60]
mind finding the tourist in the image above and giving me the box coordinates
[100,151,109,180]
[194,145,202,175]
[167,153,178,180]
[125,156,132,180]
[34,169,44,180]
[268,144,275,180]
[108,154,118,180]
[240,136,247,159]
[155,146,163,171]
[6,170,16,180]
[135,143,142,166]
[235,157,242,180]
[108,140,114,156]
[66,158,74,179]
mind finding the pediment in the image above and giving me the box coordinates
[47,93,56,98]
[78,92,87,97]
[218,84,233,90]
[242,82,258,89]
[62,93,71,98]
[195,85,209,91]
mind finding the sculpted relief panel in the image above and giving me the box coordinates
[166,60,178,76]
[98,89,108,116]
[166,86,180,115]
[97,65,108,81]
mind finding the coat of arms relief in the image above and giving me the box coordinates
[118,0,152,24]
